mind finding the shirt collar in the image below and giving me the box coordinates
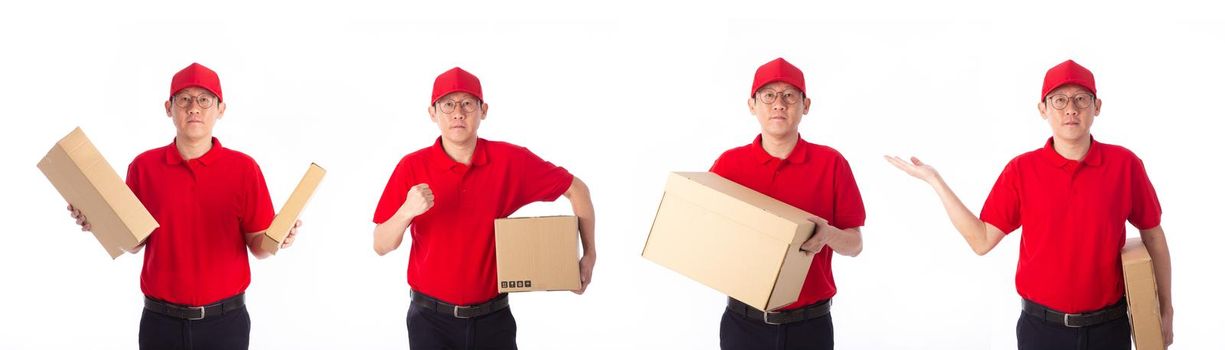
[751,134,809,165]
[429,137,489,171]
[1040,135,1102,170]
[164,137,222,166]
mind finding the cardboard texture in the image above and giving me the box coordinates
[37,127,158,259]
[259,163,326,255]
[1122,237,1166,350]
[494,215,580,292]
[642,172,817,311]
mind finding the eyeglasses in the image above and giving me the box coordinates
[1046,93,1095,110]
[436,98,481,114]
[755,88,803,105]
[172,93,218,110]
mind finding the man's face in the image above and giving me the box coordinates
[1038,84,1101,143]
[428,92,487,145]
[164,87,225,142]
[748,81,811,139]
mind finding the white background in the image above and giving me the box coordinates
[2,1,1222,349]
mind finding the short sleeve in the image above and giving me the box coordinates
[511,148,573,208]
[373,157,414,224]
[240,161,276,234]
[831,155,866,229]
[980,160,1022,234]
[1127,156,1162,230]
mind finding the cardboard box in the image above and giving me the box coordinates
[642,172,817,311]
[1122,237,1166,350]
[494,215,580,292]
[37,127,158,259]
[259,163,326,255]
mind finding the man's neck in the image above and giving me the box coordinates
[175,135,213,161]
[761,132,800,159]
[441,138,478,165]
[1052,135,1091,161]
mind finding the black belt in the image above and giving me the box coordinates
[1022,298,1127,328]
[411,290,509,319]
[144,293,245,321]
[727,298,832,325]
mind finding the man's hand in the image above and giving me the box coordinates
[280,219,302,249]
[885,155,941,184]
[573,253,596,295]
[800,217,834,255]
[68,204,91,232]
[403,184,435,217]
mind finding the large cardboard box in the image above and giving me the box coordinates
[37,127,158,259]
[1122,237,1166,350]
[642,172,817,311]
[494,215,580,293]
[259,163,326,255]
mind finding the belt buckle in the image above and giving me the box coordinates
[188,306,206,321]
[1063,313,1082,328]
[762,311,782,326]
[453,305,475,319]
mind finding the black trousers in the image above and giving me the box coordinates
[406,302,518,350]
[138,306,251,350]
[1016,311,1131,350]
[720,308,834,350]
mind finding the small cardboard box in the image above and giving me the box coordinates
[1122,237,1166,350]
[259,163,326,255]
[642,172,817,311]
[37,127,158,259]
[494,215,580,292]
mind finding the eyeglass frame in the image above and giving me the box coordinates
[434,97,483,114]
[753,88,805,105]
[1044,93,1096,110]
[171,92,219,110]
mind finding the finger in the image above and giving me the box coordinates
[76,217,85,225]
[294,219,302,228]
[910,156,924,166]
[883,156,911,171]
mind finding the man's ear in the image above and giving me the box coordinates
[1037,101,1048,120]
[428,105,438,123]
[747,97,755,114]
[165,100,172,118]
[216,102,226,120]
[802,97,812,115]
[1093,98,1102,117]
[480,102,489,120]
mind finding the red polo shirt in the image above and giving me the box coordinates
[710,135,866,310]
[981,137,1162,313]
[373,138,574,305]
[125,138,274,306]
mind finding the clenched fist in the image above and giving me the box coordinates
[402,183,435,217]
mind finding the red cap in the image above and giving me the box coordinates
[751,57,806,97]
[431,67,483,104]
[1041,60,1096,101]
[170,62,223,102]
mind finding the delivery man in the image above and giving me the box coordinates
[885,59,1174,349]
[67,62,302,349]
[372,66,597,349]
[712,58,866,350]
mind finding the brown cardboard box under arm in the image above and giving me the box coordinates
[643,172,817,311]
[259,163,326,255]
[494,216,580,292]
[1122,237,1166,350]
[38,127,158,259]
